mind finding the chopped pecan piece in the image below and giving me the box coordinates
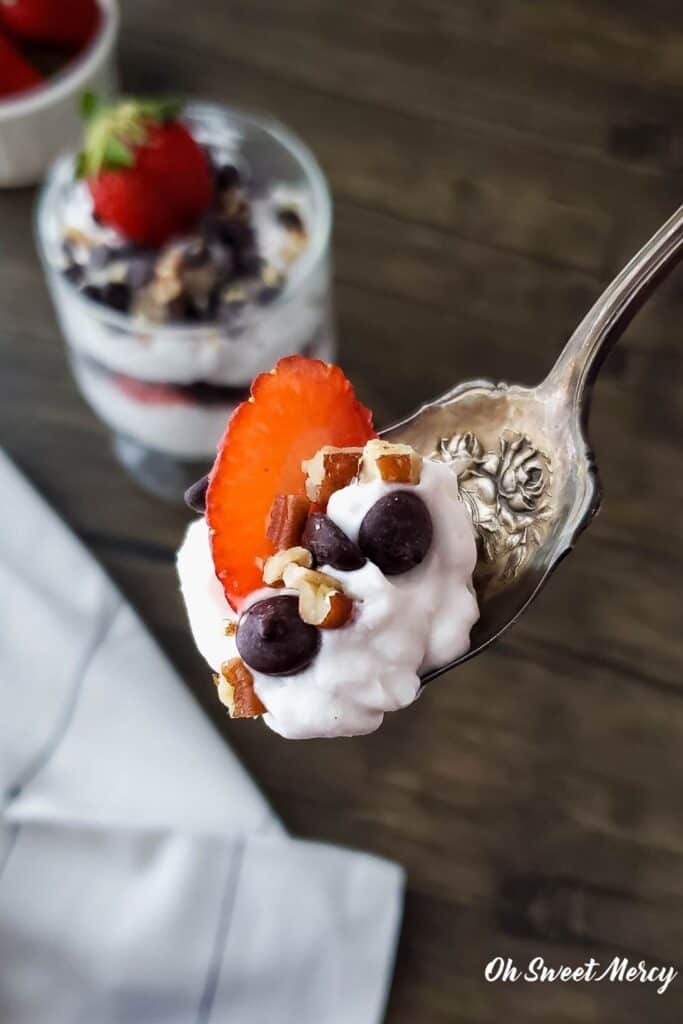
[282,564,353,629]
[217,658,266,718]
[301,446,363,505]
[360,439,422,485]
[262,546,313,586]
[266,493,310,550]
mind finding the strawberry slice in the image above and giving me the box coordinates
[207,356,376,610]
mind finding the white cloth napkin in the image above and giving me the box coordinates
[0,450,403,1024]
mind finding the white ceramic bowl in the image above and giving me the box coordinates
[0,0,118,188]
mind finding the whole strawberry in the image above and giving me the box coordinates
[76,93,214,247]
[0,0,99,47]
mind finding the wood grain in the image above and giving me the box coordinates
[1,2,682,1021]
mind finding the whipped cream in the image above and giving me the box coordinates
[177,458,479,739]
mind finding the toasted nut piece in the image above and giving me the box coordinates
[263,546,313,585]
[302,446,363,505]
[64,227,92,247]
[266,493,310,550]
[218,658,266,718]
[224,621,237,637]
[282,564,354,629]
[360,439,422,485]
[214,672,235,714]
[151,247,184,304]
[281,231,308,266]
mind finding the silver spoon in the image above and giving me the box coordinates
[381,206,683,682]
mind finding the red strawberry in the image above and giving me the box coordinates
[207,356,377,611]
[0,0,99,47]
[76,94,214,247]
[0,30,42,98]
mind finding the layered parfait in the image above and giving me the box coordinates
[178,356,479,739]
[36,95,333,496]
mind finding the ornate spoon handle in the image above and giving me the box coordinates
[543,205,683,419]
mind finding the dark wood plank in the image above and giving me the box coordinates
[125,0,683,176]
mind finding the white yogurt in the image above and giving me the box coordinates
[70,356,240,459]
[177,459,479,739]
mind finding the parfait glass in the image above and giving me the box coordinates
[35,101,334,500]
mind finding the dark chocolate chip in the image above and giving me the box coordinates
[210,244,236,284]
[101,282,131,313]
[218,219,254,253]
[81,284,103,303]
[257,284,283,305]
[215,164,241,191]
[127,255,155,290]
[236,595,320,676]
[199,210,223,243]
[184,474,209,514]
[181,239,211,270]
[62,238,77,263]
[63,264,84,286]
[88,244,115,270]
[235,243,260,276]
[302,513,366,571]
[277,207,305,233]
[359,492,433,575]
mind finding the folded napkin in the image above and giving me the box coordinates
[0,450,403,1024]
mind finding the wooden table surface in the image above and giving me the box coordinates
[2,3,683,1021]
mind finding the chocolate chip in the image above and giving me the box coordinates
[126,255,155,290]
[62,238,78,263]
[218,219,254,253]
[184,474,209,514]
[210,244,236,284]
[181,239,211,270]
[81,284,103,303]
[216,164,241,191]
[88,244,114,270]
[257,284,282,305]
[199,210,223,243]
[233,239,261,277]
[359,492,433,575]
[236,595,320,676]
[101,282,131,313]
[63,264,84,286]
[277,207,305,233]
[302,514,366,571]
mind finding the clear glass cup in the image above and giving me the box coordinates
[35,101,334,500]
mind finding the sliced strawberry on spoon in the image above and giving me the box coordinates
[207,356,376,611]
[76,93,214,247]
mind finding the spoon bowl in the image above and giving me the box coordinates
[382,206,683,682]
